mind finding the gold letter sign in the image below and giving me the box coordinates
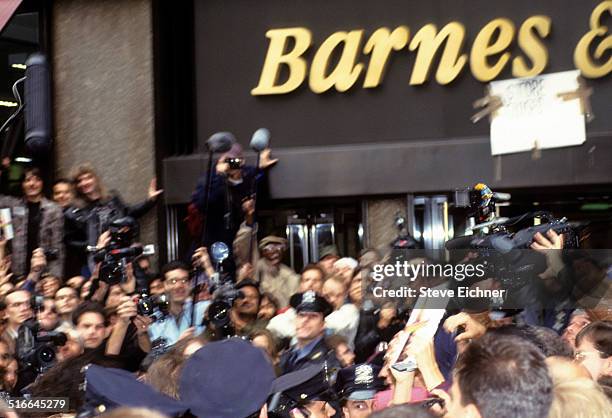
[251,2,610,96]
[251,28,312,95]
[574,1,612,78]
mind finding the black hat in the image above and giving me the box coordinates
[334,364,386,400]
[179,338,275,418]
[270,365,337,416]
[82,365,187,417]
[290,291,333,317]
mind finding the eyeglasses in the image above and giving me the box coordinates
[574,350,603,362]
[169,278,190,285]
[262,244,285,252]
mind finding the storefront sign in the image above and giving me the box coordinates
[252,1,611,95]
[488,70,587,155]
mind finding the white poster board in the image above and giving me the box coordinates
[0,208,14,240]
[489,70,586,156]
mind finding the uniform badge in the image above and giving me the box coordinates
[354,364,374,385]
[302,290,316,304]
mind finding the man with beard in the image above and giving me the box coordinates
[234,231,299,309]
[148,261,210,347]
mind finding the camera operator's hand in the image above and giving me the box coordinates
[443,312,487,343]
[531,229,564,250]
[193,247,215,277]
[147,177,164,201]
[259,148,278,169]
[97,230,111,249]
[531,230,565,284]
[116,295,137,325]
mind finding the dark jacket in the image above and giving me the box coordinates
[191,166,261,248]
[279,336,341,376]
[64,192,156,274]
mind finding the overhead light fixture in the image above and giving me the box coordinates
[15,157,32,163]
[0,100,18,107]
[11,63,26,70]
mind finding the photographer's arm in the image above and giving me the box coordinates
[192,247,215,278]
[106,295,137,356]
[133,315,152,353]
[233,197,259,268]
[119,262,136,295]
[20,248,46,292]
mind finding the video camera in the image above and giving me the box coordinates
[202,241,244,338]
[16,318,67,374]
[206,283,245,339]
[91,217,147,285]
[446,183,578,289]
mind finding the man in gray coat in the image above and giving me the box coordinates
[0,167,64,278]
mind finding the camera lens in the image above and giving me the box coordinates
[38,346,55,364]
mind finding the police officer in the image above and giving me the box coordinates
[335,364,387,418]
[269,365,338,418]
[279,291,341,375]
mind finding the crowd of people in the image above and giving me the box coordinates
[0,144,609,418]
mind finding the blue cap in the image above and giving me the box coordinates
[289,291,333,317]
[179,338,275,418]
[334,364,386,401]
[83,365,187,417]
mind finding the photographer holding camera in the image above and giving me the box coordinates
[147,261,210,347]
[190,143,277,264]
[65,162,162,276]
[0,166,64,278]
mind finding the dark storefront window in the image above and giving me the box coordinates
[0,0,46,191]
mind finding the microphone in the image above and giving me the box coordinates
[249,128,270,152]
[493,192,511,201]
[24,53,52,156]
[206,132,235,153]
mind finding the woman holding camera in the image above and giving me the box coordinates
[64,162,162,277]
